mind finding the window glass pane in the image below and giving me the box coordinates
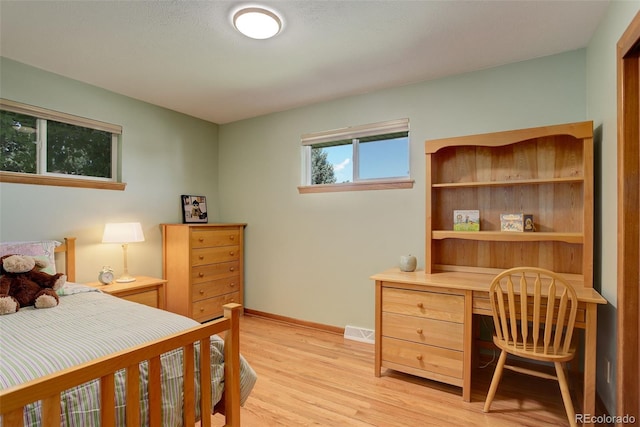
[358,136,409,180]
[311,143,352,184]
[0,111,37,173]
[47,120,112,178]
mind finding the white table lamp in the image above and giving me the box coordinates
[102,222,145,283]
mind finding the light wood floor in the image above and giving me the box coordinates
[212,314,578,426]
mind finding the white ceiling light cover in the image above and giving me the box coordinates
[233,7,282,40]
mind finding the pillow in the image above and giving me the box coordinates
[0,240,61,274]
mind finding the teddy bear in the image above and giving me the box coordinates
[0,254,67,315]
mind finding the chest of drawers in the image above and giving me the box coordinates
[162,223,245,322]
[375,280,471,399]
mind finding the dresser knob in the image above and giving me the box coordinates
[199,238,204,242]
[199,290,205,295]
[198,272,204,278]
[230,251,235,256]
[417,302,424,308]
[200,307,204,312]
[198,255,204,260]
[416,354,423,361]
[416,328,423,335]
[229,235,235,241]
[229,267,235,272]
[230,282,236,287]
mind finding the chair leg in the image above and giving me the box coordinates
[483,350,507,413]
[555,362,577,427]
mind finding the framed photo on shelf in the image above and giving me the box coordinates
[181,195,208,223]
[453,209,480,231]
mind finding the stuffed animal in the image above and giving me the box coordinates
[0,254,67,315]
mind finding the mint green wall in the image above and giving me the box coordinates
[218,50,587,329]
[586,0,640,415]
[0,57,220,282]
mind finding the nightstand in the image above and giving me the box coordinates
[85,276,167,310]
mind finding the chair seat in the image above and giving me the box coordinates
[493,335,576,363]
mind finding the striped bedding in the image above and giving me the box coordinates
[0,283,256,427]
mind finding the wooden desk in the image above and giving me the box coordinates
[372,268,607,420]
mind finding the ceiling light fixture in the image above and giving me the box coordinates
[233,7,282,40]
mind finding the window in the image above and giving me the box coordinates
[0,99,124,190]
[299,118,413,193]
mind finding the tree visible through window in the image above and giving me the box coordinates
[311,147,337,184]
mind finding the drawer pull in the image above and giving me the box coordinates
[198,238,204,242]
[199,290,205,295]
[198,272,204,278]
[229,267,235,272]
[230,282,236,287]
[416,354,423,361]
[230,251,235,256]
[200,307,205,312]
[229,235,235,241]
[416,328,423,335]
[198,255,204,260]
[417,302,424,308]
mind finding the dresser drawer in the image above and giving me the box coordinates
[192,245,240,266]
[192,261,240,283]
[382,287,464,322]
[192,292,240,322]
[381,337,463,379]
[191,229,240,248]
[382,312,464,351]
[192,276,240,302]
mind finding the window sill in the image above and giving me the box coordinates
[298,178,414,194]
[0,171,126,191]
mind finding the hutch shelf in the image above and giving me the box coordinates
[425,121,594,288]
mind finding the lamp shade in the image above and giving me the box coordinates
[102,222,145,244]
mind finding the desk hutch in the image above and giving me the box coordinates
[372,121,606,424]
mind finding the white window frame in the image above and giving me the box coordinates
[0,99,124,190]
[298,118,414,193]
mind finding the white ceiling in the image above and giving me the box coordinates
[0,1,610,124]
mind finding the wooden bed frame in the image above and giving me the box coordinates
[0,237,242,427]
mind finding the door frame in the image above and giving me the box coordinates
[616,10,640,421]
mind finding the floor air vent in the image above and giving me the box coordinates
[344,325,375,344]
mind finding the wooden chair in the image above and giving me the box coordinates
[483,267,579,427]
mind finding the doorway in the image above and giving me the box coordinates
[616,10,640,421]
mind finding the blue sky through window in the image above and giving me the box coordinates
[322,137,409,182]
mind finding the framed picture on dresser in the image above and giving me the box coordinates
[181,195,208,223]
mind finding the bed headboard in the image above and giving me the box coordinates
[54,237,76,282]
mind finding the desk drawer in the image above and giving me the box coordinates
[382,288,464,322]
[381,337,463,379]
[192,245,240,266]
[382,312,464,351]
[192,291,240,322]
[472,291,587,325]
[192,276,240,302]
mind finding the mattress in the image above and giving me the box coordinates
[0,283,256,426]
